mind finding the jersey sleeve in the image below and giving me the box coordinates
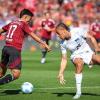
[78,28,88,38]
[2,23,10,31]
[60,40,67,54]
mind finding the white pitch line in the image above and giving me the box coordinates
[36,86,100,90]
[0,86,100,90]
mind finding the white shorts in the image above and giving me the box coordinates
[71,44,94,65]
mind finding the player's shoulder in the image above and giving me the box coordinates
[10,20,24,26]
[19,20,30,28]
[60,40,66,45]
[70,27,82,31]
[70,27,78,36]
[19,20,26,25]
[71,27,84,34]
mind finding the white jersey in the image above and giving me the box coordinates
[60,27,94,65]
[60,27,88,54]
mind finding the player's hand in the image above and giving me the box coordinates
[45,44,51,52]
[40,42,51,52]
[57,73,66,85]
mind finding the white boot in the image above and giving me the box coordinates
[73,93,81,99]
[41,58,46,64]
[89,64,93,68]
[74,73,82,99]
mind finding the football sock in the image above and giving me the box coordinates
[0,74,14,85]
[75,73,82,94]
[42,51,47,58]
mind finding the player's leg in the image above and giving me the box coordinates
[73,58,84,99]
[0,46,9,78]
[91,54,100,64]
[0,46,21,85]
[0,69,21,85]
[98,42,100,48]
[95,39,100,52]
[0,63,7,78]
[11,69,21,80]
[41,38,49,63]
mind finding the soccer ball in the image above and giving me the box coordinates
[21,82,34,94]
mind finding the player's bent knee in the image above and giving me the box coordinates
[75,63,83,73]
[76,68,83,73]
[0,73,4,78]
[11,69,21,79]
[77,63,82,67]
[0,71,6,78]
[13,73,20,79]
[92,54,100,64]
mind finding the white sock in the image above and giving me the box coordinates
[75,73,82,95]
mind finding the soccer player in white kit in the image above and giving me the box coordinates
[56,23,100,99]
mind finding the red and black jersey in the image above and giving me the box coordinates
[2,20,32,51]
[90,22,100,39]
[40,18,55,40]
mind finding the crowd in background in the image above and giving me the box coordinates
[0,0,100,49]
[0,0,99,26]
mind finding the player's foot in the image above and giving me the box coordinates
[41,58,46,64]
[73,93,81,99]
[89,64,93,68]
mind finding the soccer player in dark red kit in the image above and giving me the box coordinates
[90,14,100,48]
[0,9,51,85]
[39,11,55,63]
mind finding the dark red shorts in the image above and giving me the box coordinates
[0,46,22,70]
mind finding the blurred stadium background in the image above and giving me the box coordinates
[0,0,100,100]
[0,0,99,50]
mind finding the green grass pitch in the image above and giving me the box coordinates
[0,50,100,100]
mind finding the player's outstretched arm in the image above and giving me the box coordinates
[0,29,5,35]
[58,54,67,85]
[29,32,51,51]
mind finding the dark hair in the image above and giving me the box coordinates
[56,23,70,32]
[19,9,33,18]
